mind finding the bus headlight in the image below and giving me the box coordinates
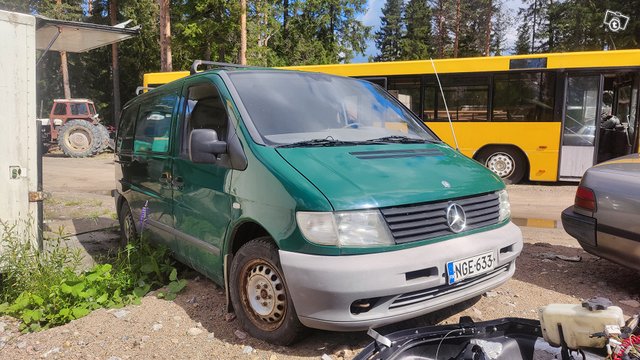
[498,190,511,222]
[296,210,394,247]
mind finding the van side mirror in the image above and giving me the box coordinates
[190,129,227,163]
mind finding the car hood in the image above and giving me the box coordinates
[276,143,503,211]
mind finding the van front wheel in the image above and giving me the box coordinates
[229,238,304,345]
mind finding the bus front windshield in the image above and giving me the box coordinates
[228,71,439,146]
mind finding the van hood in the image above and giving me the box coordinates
[276,144,504,211]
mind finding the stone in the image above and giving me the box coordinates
[0,321,6,333]
[141,336,150,342]
[242,345,254,354]
[225,313,237,322]
[152,323,163,331]
[173,316,182,322]
[269,355,278,360]
[207,333,216,340]
[620,299,640,308]
[321,355,333,360]
[41,347,60,358]
[63,341,72,348]
[107,357,123,360]
[472,308,483,318]
[111,310,130,319]
[187,327,203,336]
[234,329,248,340]
[17,341,27,349]
[484,291,498,298]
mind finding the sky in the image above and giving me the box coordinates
[353,0,522,62]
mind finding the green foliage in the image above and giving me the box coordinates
[374,0,404,61]
[0,223,187,332]
[400,0,433,60]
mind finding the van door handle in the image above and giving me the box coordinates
[159,172,171,185]
[172,176,184,190]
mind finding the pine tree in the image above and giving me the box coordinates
[374,0,404,61]
[400,0,433,60]
[514,22,531,54]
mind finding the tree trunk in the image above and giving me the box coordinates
[60,51,71,99]
[453,0,461,58]
[283,0,289,41]
[158,0,172,71]
[239,0,247,65]
[436,0,446,57]
[110,0,121,123]
[56,0,71,98]
[484,0,493,56]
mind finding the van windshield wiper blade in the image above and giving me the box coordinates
[365,136,438,144]
[276,138,370,148]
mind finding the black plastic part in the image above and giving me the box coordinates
[190,60,249,75]
[189,129,227,163]
[582,297,613,311]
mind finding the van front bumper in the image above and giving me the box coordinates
[279,222,522,331]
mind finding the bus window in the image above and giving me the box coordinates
[492,72,556,122]
[429,75,489,122]
[423,87,436,121]
[387,76,421,116]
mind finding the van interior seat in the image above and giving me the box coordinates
[190,97,228,140]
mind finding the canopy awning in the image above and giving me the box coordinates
[35,16,139,53]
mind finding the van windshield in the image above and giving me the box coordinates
[228,71,439,146]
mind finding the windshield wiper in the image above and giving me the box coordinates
[276,138,369,148]
[365,136,438,144]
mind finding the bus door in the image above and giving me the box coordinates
[595,72,639,162]
[560,74,601,180]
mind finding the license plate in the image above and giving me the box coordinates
[446,252,496,285]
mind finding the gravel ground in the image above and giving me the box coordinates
[1,156,638,359]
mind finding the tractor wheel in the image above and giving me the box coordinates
[95,123,110,154]
[57,119,100,158]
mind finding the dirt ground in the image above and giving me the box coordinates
[1,155,639,359]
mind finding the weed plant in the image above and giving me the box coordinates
[0,221,187,332]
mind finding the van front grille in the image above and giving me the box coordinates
[380,193,500,244]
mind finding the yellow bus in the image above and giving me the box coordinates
[143,50,640,183]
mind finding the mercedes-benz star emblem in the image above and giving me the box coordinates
[446,203,466,233]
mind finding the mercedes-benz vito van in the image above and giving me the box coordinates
[114,64,522,345]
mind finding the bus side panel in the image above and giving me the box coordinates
[425,122,561,182]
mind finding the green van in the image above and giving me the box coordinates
[114,64,523,345]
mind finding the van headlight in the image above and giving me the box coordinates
[296,210,394,247]
[498,190,511,222]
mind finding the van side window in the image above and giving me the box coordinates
[117,104,138,153]
[181,83,229,156]
[134,93,177,153]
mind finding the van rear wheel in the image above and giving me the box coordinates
[118,201,136,247]
[229,238,304,345]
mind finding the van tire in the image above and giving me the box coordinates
[118,201,136,247]
[229,238,305,345]
[476,146,527,184]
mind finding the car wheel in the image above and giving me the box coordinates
[118,201,137,247]
[477,147,526,184]
[229,237,305,345]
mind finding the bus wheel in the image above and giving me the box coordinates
[477,147,526,184]
[229,237,305,345]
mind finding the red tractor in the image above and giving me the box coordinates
[40,99,113,157]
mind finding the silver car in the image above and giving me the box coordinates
[562,153,640,270]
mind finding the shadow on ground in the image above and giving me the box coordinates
[514,242,640,311]
[173,276,480,358]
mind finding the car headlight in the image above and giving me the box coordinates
[498,189,511,222]
[296,210,394,247]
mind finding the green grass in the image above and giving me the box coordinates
[0,221,187,332]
